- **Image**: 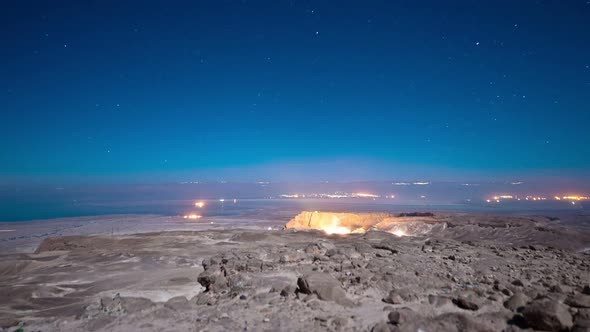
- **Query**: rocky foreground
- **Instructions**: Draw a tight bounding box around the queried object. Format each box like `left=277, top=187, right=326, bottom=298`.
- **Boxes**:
left=1, top=213, right=589, bottom=331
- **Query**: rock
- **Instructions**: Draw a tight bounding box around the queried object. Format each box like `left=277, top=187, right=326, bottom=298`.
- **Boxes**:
left=572, top=325, right=590, bottom=332
left=522, top=298, right=573, bottom=331
left=371, top=322, right=392, bottom=332
left=477, top=311, right=514, bottom=331
left=504, top=292, right=529, bottom=312
left=297, top=272, right=353, bottom=306
left=193, top=293, right=216, bottom=306
left=512, top=279, right=524, bottom=287
left=428, top=295, right=452, bottom=307
left=279, top=284, right=296, bottom=297
left=0, top=317, right=19, bottom=329
left=328, top=316, right=349, bottom=330
left=164, top=296, right=191, bottom=311
left=372, top=241, right=399, bottom=254
left=197, top=269, right=228, bottom=292
left=398, top=313, right=493, bottom=332
left=550, top=284, right=572, bottom=294
left=99, top=295, right=154, bottom=316
left=453, top=295, right=480, bottom=311
left=578, top=309, right=590, bottom=320
left=567, top=294, right=590, bottom=308
left=279, top=252, right=306, bottom=263
left=382, top=291, right=403, bottom=304
left=388, top=307, right=419, bottom=325
left=501, top=288, right=514, bottom=296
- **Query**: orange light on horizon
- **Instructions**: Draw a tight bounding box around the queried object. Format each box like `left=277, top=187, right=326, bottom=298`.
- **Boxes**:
left=183, top=214, right=202, bottom=219
left=562, top=196, right=589, bottom=201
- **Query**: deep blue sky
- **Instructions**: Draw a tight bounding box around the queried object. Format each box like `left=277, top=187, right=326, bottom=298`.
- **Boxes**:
left=1, top=0, right=589, bottom=183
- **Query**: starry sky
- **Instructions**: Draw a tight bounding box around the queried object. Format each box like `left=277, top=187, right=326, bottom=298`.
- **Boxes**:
left=1, top=0, right=590, bottom=183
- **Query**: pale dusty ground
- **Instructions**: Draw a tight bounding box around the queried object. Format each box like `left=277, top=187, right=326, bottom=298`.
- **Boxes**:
left=0, top=214, right=283, bottom=254
left=0, top=213, right=589, bottom=332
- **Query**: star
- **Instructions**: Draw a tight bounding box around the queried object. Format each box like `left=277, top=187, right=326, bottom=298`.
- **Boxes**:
left=475, top=42, right=480, bottom=46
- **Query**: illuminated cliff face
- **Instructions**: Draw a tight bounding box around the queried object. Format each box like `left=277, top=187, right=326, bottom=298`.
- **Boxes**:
left=285, top=211, right=445, bottom=236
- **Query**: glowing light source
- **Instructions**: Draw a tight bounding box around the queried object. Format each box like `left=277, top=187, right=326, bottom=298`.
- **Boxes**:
left=322, top=216, right=351, bottom=235
left=183, top=214, right=201, bottom=219
left=390, top=230, right=406, bottom=237
left=195, top=201, right=205, bottom=208
left=353, top=193, right=380, bottom=198
left=562, top=196, right=589, bottom=201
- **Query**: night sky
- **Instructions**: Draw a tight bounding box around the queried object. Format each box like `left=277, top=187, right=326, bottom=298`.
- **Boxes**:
left=2, top=1, right=590, bottom=183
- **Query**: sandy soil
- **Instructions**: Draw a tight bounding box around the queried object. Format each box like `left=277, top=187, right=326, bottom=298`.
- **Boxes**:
left=0, top=213, right=589, bottom=331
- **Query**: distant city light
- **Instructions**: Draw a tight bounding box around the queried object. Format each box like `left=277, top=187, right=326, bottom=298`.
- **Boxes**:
left=353, top=193, right=380, bottom=198
left=183, top=214, right=201, bottom=219
left=486, top=193, right=588, bottom=203
left=562, top=195, right=589, bottom=201
left=194, top=201, right=205, bottom=208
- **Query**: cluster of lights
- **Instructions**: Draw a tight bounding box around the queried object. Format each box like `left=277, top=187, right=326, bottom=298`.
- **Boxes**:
left=558, top=196, right=589, bottom=201
left=279, top=192, right=386, bottom=199
left=393, top=182, right=430, bottom=186
left=486, top=194, right=588, bottom=204
left=353, top=193, right=380, bottom=198
left=183, top=214, right=201, bottom=219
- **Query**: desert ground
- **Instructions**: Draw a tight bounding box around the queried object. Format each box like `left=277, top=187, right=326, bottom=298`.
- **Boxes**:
left=1, top=212, right=589, bottom=331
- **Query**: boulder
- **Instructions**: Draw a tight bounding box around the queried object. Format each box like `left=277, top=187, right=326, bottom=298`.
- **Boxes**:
left=382, top=291, right=403, bottom=305
left=164, top=296, right=191, bottom=311
left=522, top=298, right=573, bottom=331
left=429, top=295, right=452, bottom=307
left=453, top=294, right=481, bottom=311
left=99, top=294, right=154, bottom=316
left=504, top=292, right=529, bottom=312
left=371, top=322, right=393, bottom=332
left=567, top=294, right=590, bottom=308
left=197, top=269, right=228, bottom=292
left=388, top=307, right=419, bottom=325
left=395, top=313, right=493, bottom=332
left=297, top=272, right=353, bottom=307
